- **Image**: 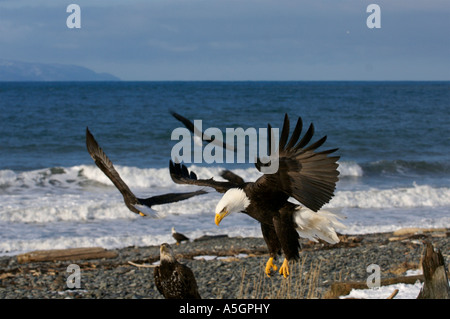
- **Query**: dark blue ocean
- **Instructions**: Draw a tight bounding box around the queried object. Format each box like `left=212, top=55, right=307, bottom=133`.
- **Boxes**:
left=0, top=81, right=449, bottom=255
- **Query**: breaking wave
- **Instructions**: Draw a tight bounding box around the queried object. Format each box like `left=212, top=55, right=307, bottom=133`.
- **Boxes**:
left=1, top=164, right=449, bottom=224
left=0, top=161, right=364, bottom=193
left=329, top=183, right=450, bottom=209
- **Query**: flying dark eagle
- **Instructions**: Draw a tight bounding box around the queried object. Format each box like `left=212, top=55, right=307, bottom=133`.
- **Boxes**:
left=169, top=114, right=344, bottom=278
left=86, top=127, right=207, bottom=217
left=170, top=111, right=237, bottom=152
left=172, top=227, right=189, bottom=245
left=154, top=243, right=201, bottom=299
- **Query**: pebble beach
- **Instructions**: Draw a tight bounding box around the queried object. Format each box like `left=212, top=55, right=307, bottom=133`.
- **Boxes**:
left=1, top=229, right=448, bottom=300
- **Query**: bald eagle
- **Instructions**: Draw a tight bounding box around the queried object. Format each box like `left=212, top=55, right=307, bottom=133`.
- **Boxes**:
left=86, top=127, right=207, bottom=217
left=154, top=243, right=201, bottom=299
left=169, top=114, right=344, bottom=278
left=172, top=227, right=189, bottom=245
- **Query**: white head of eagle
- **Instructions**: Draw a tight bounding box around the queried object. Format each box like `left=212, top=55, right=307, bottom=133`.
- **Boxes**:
left=215, top=188, right=250, bottom=226
left=159, top=242, right=176, bottom=263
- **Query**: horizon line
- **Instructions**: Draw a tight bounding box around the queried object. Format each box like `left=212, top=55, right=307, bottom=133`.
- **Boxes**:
left=1, top=79, right=449, bottom=83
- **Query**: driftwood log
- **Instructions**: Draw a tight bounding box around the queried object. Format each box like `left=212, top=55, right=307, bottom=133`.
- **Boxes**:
left=389, top=228, right=449, bottom=242
left=417, top=241, right=450, bottom=299
left=324, top=275, right=424, bottom=299
left=17, top=247, right=118, bottom=263
left=325, top=240, right=450, bottom=299
left=143, top=246, right=269, bottom=264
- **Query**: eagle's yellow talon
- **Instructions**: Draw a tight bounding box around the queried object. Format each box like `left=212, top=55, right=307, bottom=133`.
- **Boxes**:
left=265, top=257, right=278, bottom=277
left=279, top=259, right=290, bottom=278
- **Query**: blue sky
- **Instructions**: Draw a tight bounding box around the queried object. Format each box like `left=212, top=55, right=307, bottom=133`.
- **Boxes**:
left=0, top=0, right=449, bottom=80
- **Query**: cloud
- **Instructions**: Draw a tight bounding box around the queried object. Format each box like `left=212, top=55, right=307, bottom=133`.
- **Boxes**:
left=0, top=0, right=448, bottom=80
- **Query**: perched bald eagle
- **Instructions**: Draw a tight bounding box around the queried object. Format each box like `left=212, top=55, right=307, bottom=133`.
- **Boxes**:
left=172, top=227, right=189, bottom=245
left=169, top=114, right=344, bottom=278
left=154, top=243, right=201, bottom=299
left=86, top=127, right=207, bottom=217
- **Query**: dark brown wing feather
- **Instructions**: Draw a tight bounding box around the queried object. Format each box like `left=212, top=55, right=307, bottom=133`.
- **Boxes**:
left=86, top=127, right=208, bottom=215
left=153, top=262, right=201, bottom=299
left=153, top=265, right=164, bottom=296
left=139, top=190, right=207, bottom=207
left=170, top=111, right=197, bottom=136
left=169, top=160, right=237, bottom=193
left=177, top=263, right=201, bottom=299
left=254, top=114, right=340, bottom=212
left=173, top=232, right=189, bottom=242
left=220, top=170, right=245, bottom=185
left=169, top=112, right=339, bottom=211
left=170, top=111, right=236, bottom=152
left=86, top=127, right=140, bottom=208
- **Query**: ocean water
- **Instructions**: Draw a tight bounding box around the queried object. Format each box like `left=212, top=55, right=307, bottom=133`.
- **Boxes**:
left=0, top=81, right=449, bottom=256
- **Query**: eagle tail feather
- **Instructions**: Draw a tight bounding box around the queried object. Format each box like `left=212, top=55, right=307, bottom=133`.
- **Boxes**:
left=293, top=207, right=346, bottom=244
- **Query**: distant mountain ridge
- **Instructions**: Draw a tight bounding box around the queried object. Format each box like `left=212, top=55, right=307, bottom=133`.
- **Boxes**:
left=0, top=59, right=120, bottom=81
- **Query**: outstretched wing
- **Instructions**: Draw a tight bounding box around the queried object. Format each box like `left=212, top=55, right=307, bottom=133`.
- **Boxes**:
left=169, top=160, right=238, bottom=193
left=86, top=127, right=140, bottom=210
left=220, top=170, right=245, bottom=185
left=86, top=127, right=207, bottom=215
left=254, top=114, right=340, bottom=212
left=170, top=111, right=236, bottom=152
left=138, top=190, right=207, bottom=207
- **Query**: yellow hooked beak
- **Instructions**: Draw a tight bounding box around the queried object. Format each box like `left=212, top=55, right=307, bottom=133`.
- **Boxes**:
left=215, top=209, right=229, bottom=226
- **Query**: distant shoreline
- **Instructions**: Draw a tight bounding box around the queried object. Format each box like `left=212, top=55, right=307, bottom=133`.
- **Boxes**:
left=0, top=59, right=120, bottom=82
left=1, top=79, right=449, bottom=83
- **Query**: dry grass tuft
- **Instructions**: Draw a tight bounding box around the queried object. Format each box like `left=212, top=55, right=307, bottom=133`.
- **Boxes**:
left=237, top=255, right=323, bottom=299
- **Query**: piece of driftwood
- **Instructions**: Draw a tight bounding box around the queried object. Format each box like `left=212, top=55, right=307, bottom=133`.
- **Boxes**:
left=17, top=247, right=118, bottom=263
left=417, top=241, right=450, bottom=299
left=323, top=275, right=424, bottom=299
left=392, top=228, right=447, bottom=237
left=128, top=261, right=156, bottom=268
left=193, top=234, right=229, bottom=242
left=137, top=246, right=268, bottom=265
left=387, top=289, right=399, bottom=299
left=389, top=227, right=449, bottom=242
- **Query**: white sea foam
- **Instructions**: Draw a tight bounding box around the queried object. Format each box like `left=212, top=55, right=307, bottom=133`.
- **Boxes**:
left=328, top=183, right=450, bottom=209
left=4, top=165, right=447, bottom=225
left=0, top=169, right=16, bottom=184
left=0, top=161, right=362, bottom=192
left=337, top=161, right=363, bottom=177
left=0, top=164, right=449, bottom=256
